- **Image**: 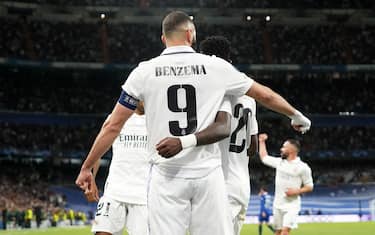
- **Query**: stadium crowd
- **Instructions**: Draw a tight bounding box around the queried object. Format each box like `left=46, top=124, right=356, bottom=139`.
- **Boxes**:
left=1, top=17, right=374, bottom=64
left=0, top=4, right=374, bottom=231
left=8, top=0, right=374, bottom=8
left=0, top=161, right=88, bottom=229
left=0, top=121, right=373, bottom=160
left=1, top=73, right=373, bottom=114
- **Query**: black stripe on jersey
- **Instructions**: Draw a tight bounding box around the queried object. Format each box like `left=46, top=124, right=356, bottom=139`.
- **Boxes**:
left=161, top=51, right=195, bottom=56
left=118, top=90, right=139, bottom=110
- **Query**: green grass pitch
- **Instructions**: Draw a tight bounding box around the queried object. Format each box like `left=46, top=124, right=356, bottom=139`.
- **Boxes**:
left=0, top=222, right=374, bottom=235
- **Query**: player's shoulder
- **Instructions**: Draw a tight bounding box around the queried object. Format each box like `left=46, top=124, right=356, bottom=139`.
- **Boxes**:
left=298, top=159, right=312, bottom=171
left=136, top=57, right=159, bottom=68
left=197, top=53, right=234, bottom=67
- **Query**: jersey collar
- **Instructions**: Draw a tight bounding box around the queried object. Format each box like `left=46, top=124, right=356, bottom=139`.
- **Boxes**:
left=290, top=157, right=301, bottom=163
left=161, top=46, right=196, bottom=56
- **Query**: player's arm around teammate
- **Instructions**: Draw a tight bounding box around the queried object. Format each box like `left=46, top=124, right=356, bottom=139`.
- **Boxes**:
left=156, top=109, right=231, bottom=158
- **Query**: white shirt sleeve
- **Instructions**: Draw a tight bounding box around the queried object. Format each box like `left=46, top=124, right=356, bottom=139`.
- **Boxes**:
left=121, top=65, right=145, bottom=101
left=214, top=58, right=253, bottom=96
left=301, top=165, right=314, bottom=188
left=261, top=155, right=282, bottom=169
left=218, top=96, right=232, bottom=115
left=226, top=72, right=253, bottom=97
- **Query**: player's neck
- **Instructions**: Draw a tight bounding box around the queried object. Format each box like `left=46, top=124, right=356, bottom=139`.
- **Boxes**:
left=165, top=40, right=192, bottom=47
left=287, top=154, right=297, bottom=162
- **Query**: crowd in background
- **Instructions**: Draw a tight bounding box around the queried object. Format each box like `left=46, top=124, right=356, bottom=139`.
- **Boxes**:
left=0, top=1, right=374, bottom=229
left=1, top=17, right=374, bottom=64
left=0, top=122, right=99, bottom=158
left=250, top=160, right=375, bottom=190
left=0, top=162, right=89, bottom=229
left=8, top=0, right=375, bottom=8
left=1, top=73, right=373, bottom=114
left=0, top=121, right=373, bottom=161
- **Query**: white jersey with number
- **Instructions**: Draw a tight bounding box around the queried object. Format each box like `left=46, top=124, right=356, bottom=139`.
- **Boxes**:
left=122, top=46, right=253, bottom=178
left=261, top=156, right=313, bottom=210
left=220, top=96, right=258, bottom=206
left=104, top=113, right=149, bottom=205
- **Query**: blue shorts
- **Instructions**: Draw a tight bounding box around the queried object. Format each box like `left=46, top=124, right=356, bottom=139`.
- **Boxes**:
left=258, top=211, right=270, bottom=222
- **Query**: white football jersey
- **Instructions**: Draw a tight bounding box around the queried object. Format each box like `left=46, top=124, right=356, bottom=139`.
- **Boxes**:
left=262, top=156, right=313, bottom=210
left=104, top=113, right=149, bottom=204
left=123, top=46, right=253, bottom=178
left=220, top=95, right=258, bottom=206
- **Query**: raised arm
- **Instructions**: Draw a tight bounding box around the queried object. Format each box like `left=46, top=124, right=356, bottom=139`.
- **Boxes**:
left=258, top=133, right=269, bottom=161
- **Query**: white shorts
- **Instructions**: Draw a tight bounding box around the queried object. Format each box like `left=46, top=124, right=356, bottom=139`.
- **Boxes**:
left=148, top=166, right=232, bottom=235
left=92, top=196, right=148, bottom=235
left=273, top=208, right=299, bottom=230
left=228, top=197, right=247, bottom=235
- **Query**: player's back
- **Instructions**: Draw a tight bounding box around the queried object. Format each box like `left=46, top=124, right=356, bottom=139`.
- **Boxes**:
left=220, top=95, right=258, bottom=205
left=105, top=113, right=149, bottom=204
left=123, top=46, right=252, bottom=178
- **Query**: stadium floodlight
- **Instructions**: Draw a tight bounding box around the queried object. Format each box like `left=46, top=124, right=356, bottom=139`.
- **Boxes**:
left=100, top=13, right=106, bottom=19
left=265, top=15, right=271, bottom=22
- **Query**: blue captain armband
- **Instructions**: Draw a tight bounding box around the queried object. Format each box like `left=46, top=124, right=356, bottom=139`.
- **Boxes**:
left=118, top=90, right=139, bottom=110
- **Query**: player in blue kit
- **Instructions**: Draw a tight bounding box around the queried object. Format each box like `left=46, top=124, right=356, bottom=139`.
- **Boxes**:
left=258, top=187, right=275, bottom=235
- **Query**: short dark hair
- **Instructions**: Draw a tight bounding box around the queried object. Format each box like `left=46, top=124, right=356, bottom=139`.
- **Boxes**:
left=199, top=35, right=231, bottom=62
left=260, top=186, right=268, bottom=192
left=162, top=11, right=193, bottom=38
left=286, top=139, right=301, bottom=152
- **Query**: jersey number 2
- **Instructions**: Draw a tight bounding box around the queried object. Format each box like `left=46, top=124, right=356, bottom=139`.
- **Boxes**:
left=229, top=103, right=251, bottom=153
left=167, top=84, right=197, bottom=136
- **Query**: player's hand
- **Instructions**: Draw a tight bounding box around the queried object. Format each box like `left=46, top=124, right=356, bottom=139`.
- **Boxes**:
left=289, top=110, right=311, bottom=134
left=258, top=133, right=268, bottom=142
left=285, top=188, right=301, bottom=197
left=84, top=177, right=99, bottom=202
left=75, top=168, right=93, bottom=192
left=156, top=137, right=182, bottom=158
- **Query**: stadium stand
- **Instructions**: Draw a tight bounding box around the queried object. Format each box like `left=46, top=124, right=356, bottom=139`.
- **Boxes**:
left=0, top=0, right=374, bottom=230
left=1, top=72, right=374, bottom=114
left=6, top=0, right=375, bottom=8
left=1, top=17, right=375, bottom=64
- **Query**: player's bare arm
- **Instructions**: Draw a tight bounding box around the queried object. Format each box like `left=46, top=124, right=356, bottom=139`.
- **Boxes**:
left=75, top=102, right=134, bottom=191
left=258, top=133, right=269, bottom=161
left=285, top=185, right=314, bottom=197
left=156, top=111, right=231, bottom=158
left=84, top=159, right=100, bottom=202
left=84, top=116, right=111, bottom=202
left=246, top=82, right=311, bottom=133
left=247, top=134, right=258, bottom=158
